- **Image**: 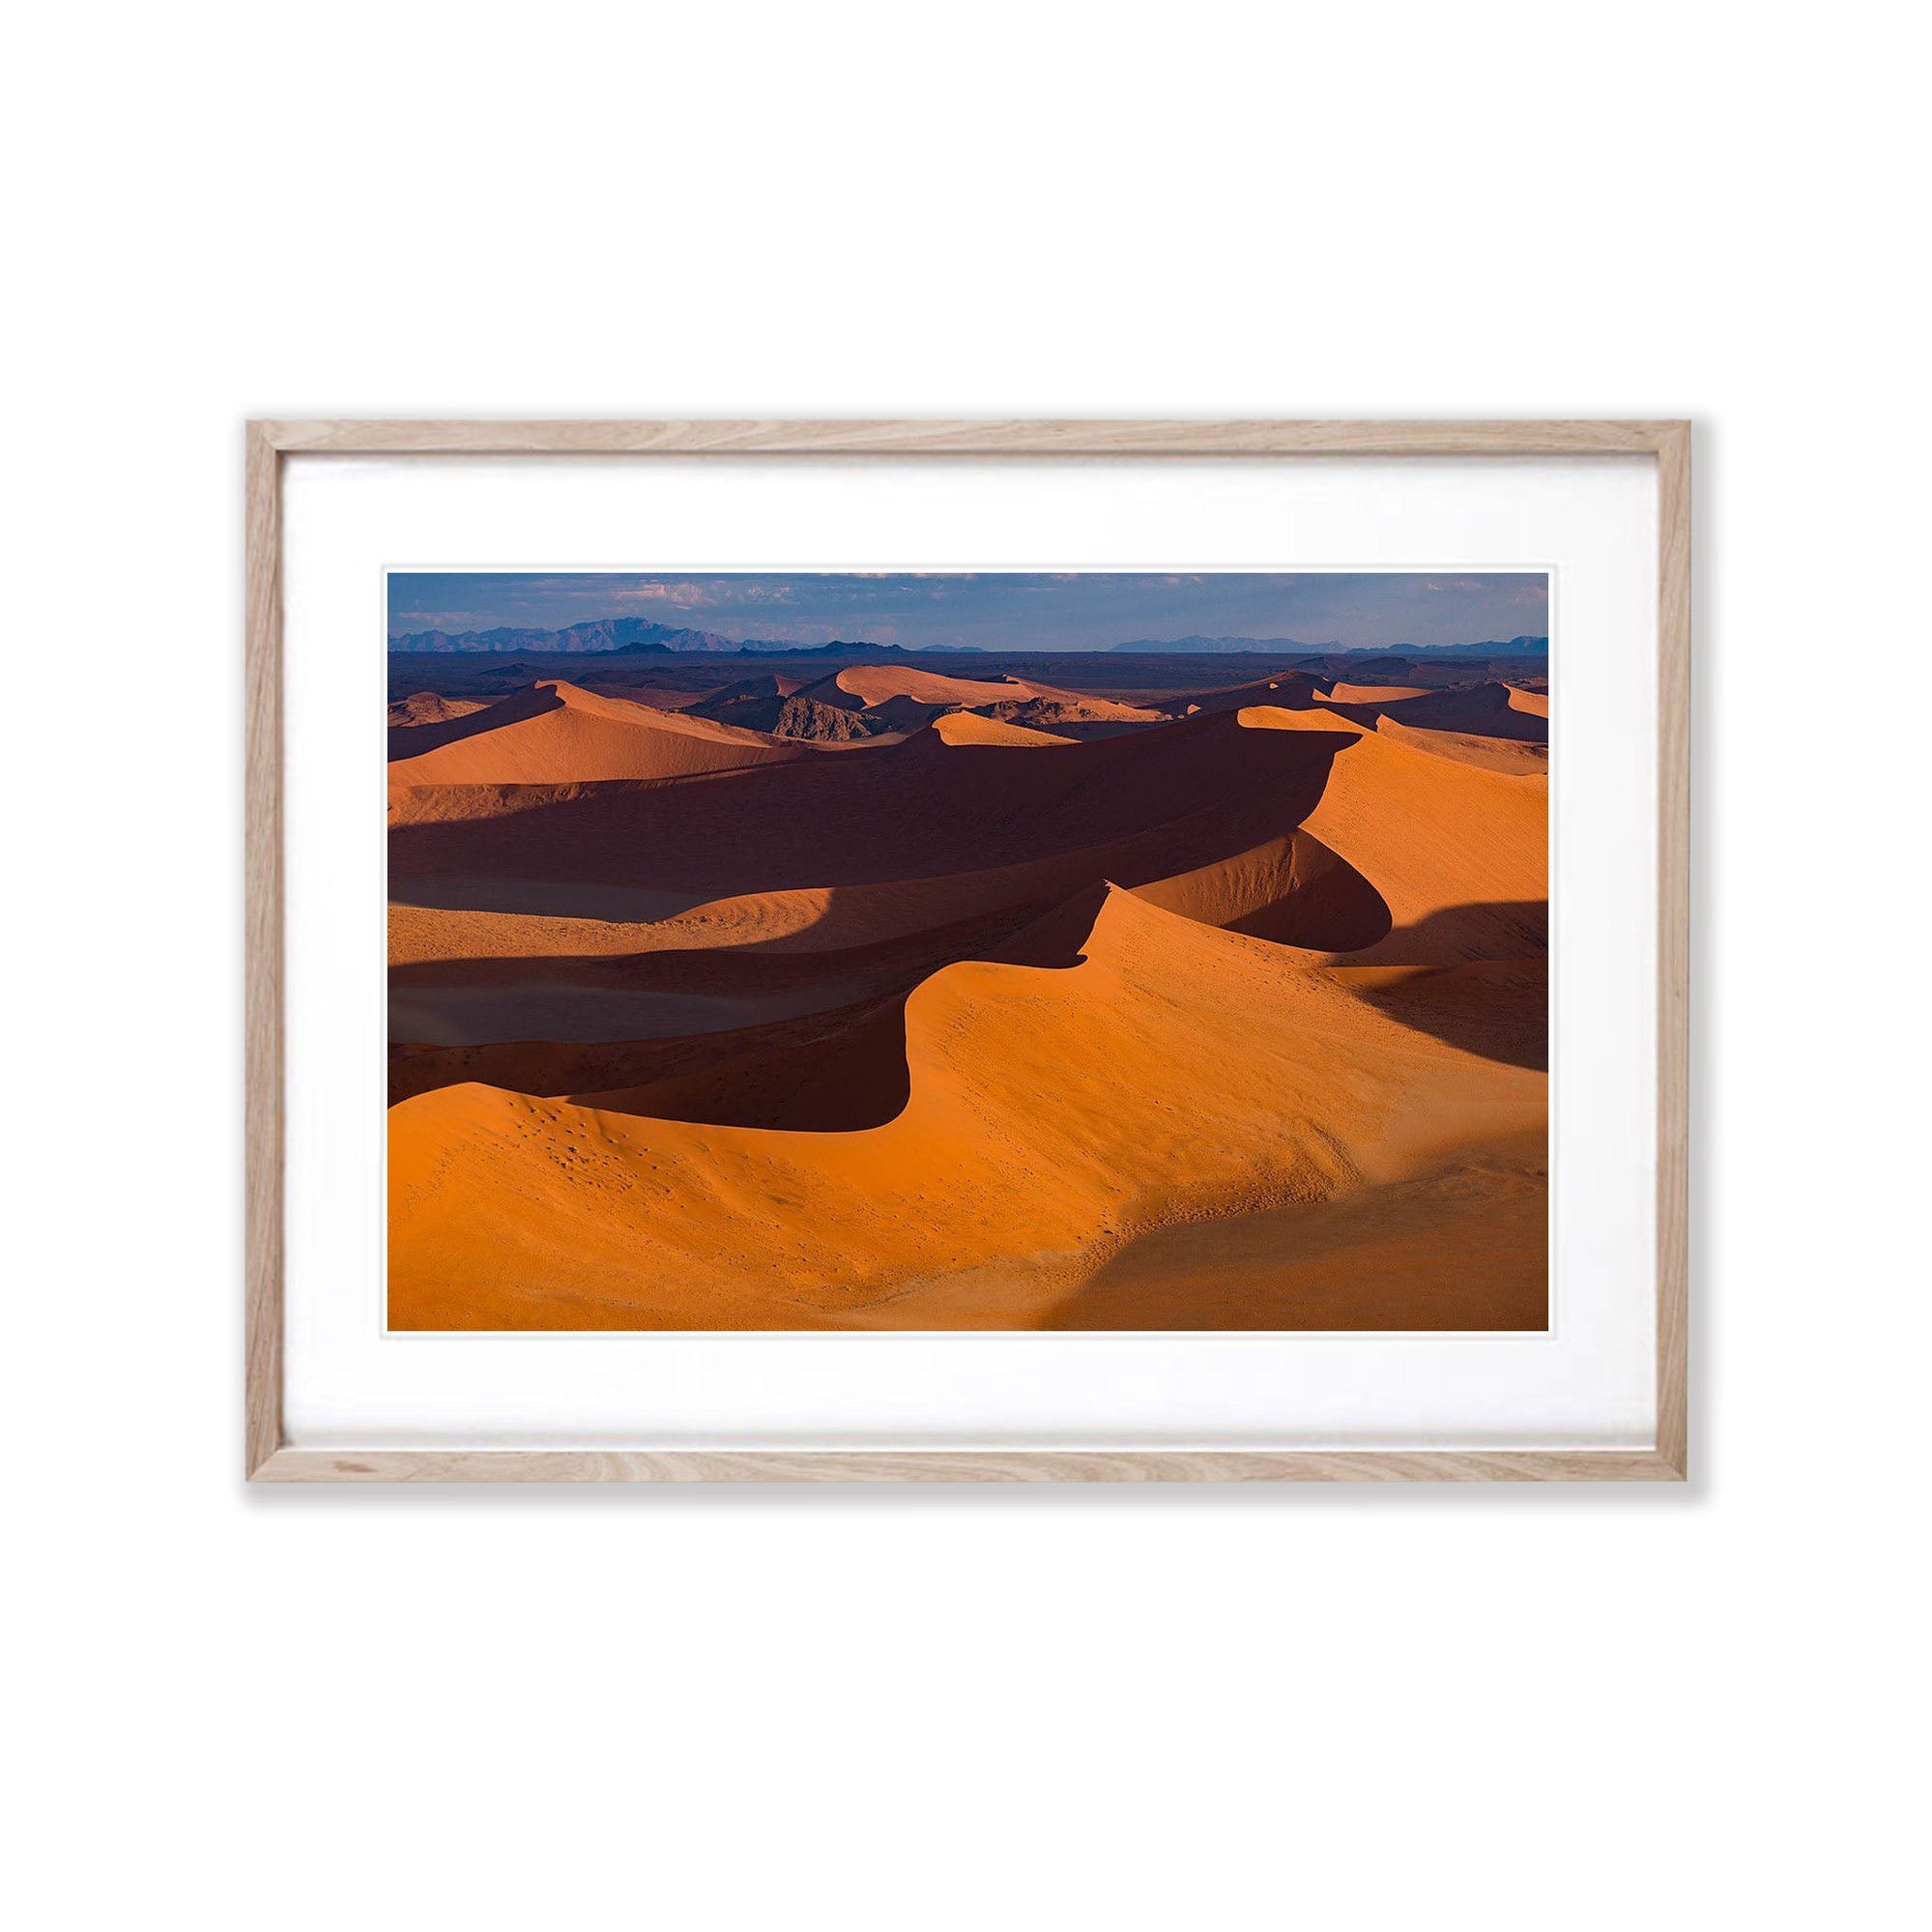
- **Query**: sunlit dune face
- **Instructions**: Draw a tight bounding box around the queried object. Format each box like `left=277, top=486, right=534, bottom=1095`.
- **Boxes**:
left=931, top=711, right=1073, bottom=747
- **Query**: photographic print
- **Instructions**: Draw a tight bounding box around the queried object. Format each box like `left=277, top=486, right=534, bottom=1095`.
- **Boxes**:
left=387, top=568, right=1550, bottom=1332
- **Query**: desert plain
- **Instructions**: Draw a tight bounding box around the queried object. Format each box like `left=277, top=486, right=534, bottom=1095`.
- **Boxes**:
left=388, top=639, right=1549, bottom=1329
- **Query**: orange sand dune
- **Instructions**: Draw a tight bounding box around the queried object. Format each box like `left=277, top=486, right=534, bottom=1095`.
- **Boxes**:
left=388, top=680, right=807, bottom=788
left=1164, top=672, right=1322, bottom=717
left=388, top=676, right=1551, bottom=1332
left=798, top=664, right=1162, bottom=730
left=1320, top=682, right=1430, bottom=705
left=386, top=762, right=1340, bottom=960
left=1376, top=715, right=1550, bottom=775
left=1324, top=680, right=1549, bottom=746
left=389, top=888, right=1545, bottom=1330
left=857, top=693, right=959, bottom=733
left=389, top=801, right=1252, bottom=964
left=385, top=681, right=566, bottom=762
left=389, top=707, right=1351, bottom=917
left=1130, top=829, right=1390, bottom=952
left=1050, top=1126, right=1546, bottom=1329
left=389, top=706, right=1541, bottom=968
left=389, top=889, right=1109, bottom=1111
left=1235, top=706, right=1545, bottom=963
left=388, top=890, right=1087, bottom=1048
left=1337, top=959, right=1547, bottom=1073
left=384, top=763, right=1380, bottom=1055
left=933, top=711, right=1074, bottom=747
left=806, top=664, right=1046, bottom=708
left=1226, top=704, right=1364, bottom=734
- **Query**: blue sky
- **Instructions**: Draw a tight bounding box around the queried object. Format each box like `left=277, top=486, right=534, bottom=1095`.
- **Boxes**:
left=387, top=571, right=1548, bottom=651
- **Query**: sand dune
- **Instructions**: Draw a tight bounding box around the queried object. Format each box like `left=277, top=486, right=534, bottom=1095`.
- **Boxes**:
left=793, top=664, right=1162, bottom=732
left=389, top=888, right=1545, bottom=1330
left=388, top=680, right=807, bottom=788
left=1236, top=706, right=1546, bottom=962
left=1376, top=715, right=1550, bottom=775
left=688, top=673, right=807, bottom=712
left=391, top=992, right=914, bottom=1124
left=1320, top=682, right=1430, bottom=705
left=1129, top=829, right=1392, bottom=952
left=388, top=706, right=1544, bottom=1057
left=683, top=675, right=873, bottom=740
left=389, top=696, right=495, bottom=760
left=384, top=771, right=1366, bottom=1057
left=385, top=681, right=565, bottom=762
left=389, top=707, right=1350, bottom=916
left=972, top=693, right=1166, bottom=729
left=803, top=664, right=1045, bottom=709
left=389, top=691, right=488, bottom=727
left=1323, top=679, right=1549, bottom=745
left=933, top=711, right=1074, bottom=746
left=1049, top=1126, right=1547, bottom=1329
left=1167, top=672, right=1322, bottom=716
left=388, top=652, right=1550, bottom=1331
left=389, top=890, right=1083, bottom=1049
left=389, top=803, right=1237, bottom=964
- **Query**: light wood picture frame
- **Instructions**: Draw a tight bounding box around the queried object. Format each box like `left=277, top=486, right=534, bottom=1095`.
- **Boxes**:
left=246, top=418, right=1689, bottom=1483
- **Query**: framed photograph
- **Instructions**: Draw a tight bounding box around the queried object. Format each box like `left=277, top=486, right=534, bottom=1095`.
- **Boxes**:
left=246, top=419, right=1688, bottom=1482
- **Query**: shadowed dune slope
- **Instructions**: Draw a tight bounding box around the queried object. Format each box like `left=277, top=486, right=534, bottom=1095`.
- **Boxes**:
left=389, top=695, right=494, bottom=760
left=391, top=991, right=918, bottom=1129
left=1130, top=830, right=1392, bottom=952
left=389, top=888, right=1545, bottom=1330
left=684, top=676, right=876, bottom=740
left=388, top=680, right=808, bottom=787
left=1234, top=706, right=1546, bottom=962
left=972, top=693, right=1166, bottom=728
left=686, top=674, right=807, bottom=714
left=387, top=888, right=1092, bottom=1049
left=1048, top=1126, right=1547, bottom=1330
left=385, top=681, right=567, bottom=761
left=383, top=775, right=1366, bottom=1053
left=1323, top=680, right=1550, bottom=745
left=796, top=664, right=1165, bottom=728
left=1167, top=672, right=1323, bottom=716
left=389, top=707, right=1354, bottom=914
left=387, top=705, right=1545, bottom=1059
left=389, top=692, right=488, bottom=728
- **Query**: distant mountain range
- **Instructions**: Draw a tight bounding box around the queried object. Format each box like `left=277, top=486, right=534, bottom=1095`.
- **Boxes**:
left=1393, top=636, right=1547, bottom=657
left=389, top=618, right=985, bottom=656
left=391, top=619, right=786, bottom=654
left=1110, top=634, right=1547, bottom=657
left=1108, top=635, right=1340, bottom=655
left=389, top=616, right=1548, bottom=659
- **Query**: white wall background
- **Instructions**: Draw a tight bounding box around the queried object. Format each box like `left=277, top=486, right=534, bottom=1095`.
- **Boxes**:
left=8, top=5, right=1923, bottom=1928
